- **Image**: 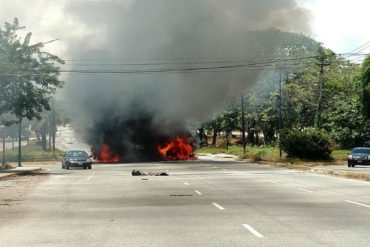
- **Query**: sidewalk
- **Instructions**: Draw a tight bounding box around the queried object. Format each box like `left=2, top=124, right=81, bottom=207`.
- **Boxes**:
left=0, top=166, right=42, bottom=181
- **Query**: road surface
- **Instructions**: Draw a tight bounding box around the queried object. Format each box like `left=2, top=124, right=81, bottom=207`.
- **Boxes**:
left=0, top=160, right=369, bottom=247
left=55, top=125, right=91, bottom=153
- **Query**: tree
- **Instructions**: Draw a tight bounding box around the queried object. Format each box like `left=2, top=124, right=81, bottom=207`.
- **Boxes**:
left=0, top=18, right=64, bottom=122
left=0, top=18, right=64, bottom=165
left=360, top=55, right=370, bottom=118
left=220, top=107, right=240, bottom=149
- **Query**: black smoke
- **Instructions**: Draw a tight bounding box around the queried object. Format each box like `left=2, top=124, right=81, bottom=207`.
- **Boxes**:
left=61, top=0, right=311, bottom=161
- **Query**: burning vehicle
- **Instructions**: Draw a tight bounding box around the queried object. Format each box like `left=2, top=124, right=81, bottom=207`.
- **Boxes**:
left=89, top=114, right=196, bottom=163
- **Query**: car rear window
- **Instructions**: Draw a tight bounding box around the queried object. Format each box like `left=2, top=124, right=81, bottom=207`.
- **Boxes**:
left=67, top=151, right=88, bottom=157
left=352, top=148, right=370, bottom=154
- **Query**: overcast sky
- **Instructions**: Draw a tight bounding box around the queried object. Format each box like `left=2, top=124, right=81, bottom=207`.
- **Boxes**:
left=0, top=0, right=369, bottom=58
left=301, top=0, right=370, bottom=55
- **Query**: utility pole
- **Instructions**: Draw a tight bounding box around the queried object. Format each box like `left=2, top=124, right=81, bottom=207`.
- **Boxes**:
left=2, top=135, right=5, bottom=166
left=49, top=112, right=52, bottom=151
left=278, top=68, right=283, bottom=158
left=1, top=125, right=5, bottom=166
left=316, top=47, right=330, bottom=129
left=316, top=57, right=324, bottom=129
left=241, top=93, right=246, bottom=157
left=51, top=100, right=56, bottom=156
left=18, top=118, right=22, bottom=167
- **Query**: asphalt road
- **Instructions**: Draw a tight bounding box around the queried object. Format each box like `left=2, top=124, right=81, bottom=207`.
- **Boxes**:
left=0, top=160, right=370, bottom=247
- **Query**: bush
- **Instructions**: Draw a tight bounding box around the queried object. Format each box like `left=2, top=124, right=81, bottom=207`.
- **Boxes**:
left=280, top=128, right=332, bottom=159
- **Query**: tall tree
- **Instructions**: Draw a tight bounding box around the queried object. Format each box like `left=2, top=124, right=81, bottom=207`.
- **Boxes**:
left=360, top=55, right=370, bottom=119
left=0, top=18, right=64, bottom=122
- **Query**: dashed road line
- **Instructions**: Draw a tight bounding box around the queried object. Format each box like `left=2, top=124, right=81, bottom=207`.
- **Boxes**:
left=242, top=224, right=264, bottom=238
left=184, top=182, right=190, bottom=186
left=212, top=202, right=225, bottom=210
left=297, top=188, right=313, bottom=193
left=345, top=200, right=370, bottom=208
left=194, top=190, right=202, bottom=195
left=86, top=175, right=93, bottom=181
left=268, top=180, right=280, bottom=184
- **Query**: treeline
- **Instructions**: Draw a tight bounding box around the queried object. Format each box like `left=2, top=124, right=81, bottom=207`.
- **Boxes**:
left=0, top=18, right=64, bottom=158
left=202, top=43, right=370, bottom=151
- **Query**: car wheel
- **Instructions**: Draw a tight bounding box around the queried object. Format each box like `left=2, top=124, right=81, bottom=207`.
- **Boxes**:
left=83, top=166, right=87, bottom=169
left=66, top=165, right=70, bottom=170
left=348, top=163, right=351, bottom=167
left=88, top=165, right=92, bottom=169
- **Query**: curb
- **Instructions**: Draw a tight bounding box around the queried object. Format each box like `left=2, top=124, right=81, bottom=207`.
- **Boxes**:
left=0, top=167, right=42, bottom=181
left=310, top=167, right=370, bottom=181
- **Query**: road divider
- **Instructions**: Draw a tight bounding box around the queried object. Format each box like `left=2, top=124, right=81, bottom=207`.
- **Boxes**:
left=297, top=188, right=313, bottom=193
left=212, top=202, right=225, bottom=210
left=242, top=224, right=264, bottom=238
left=345, top=200, right=370, bottom=208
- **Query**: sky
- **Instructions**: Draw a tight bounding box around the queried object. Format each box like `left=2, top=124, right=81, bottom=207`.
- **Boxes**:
left=301, top=0, right=370, bottom=57
left=0, top=0, right=369, bottom=59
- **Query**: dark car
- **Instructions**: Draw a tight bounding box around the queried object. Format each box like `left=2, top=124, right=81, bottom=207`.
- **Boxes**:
left=62, top=150, right=93, bottom=169
left=348, top=147, right=370, bottom=167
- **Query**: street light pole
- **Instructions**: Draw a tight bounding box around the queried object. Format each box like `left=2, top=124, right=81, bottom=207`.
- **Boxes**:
left=241, top=93, right=246, bottom=158
left=1, top=125, right=5, bottom=166
left=278, top=68, right=283, bottom=158
left=18, top=118, right=22, bottom=167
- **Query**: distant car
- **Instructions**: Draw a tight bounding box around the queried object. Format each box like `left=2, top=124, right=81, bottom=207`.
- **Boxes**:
left=62, top=150, right=92, bottom=169
left=348, top=147, right=370, bottom=167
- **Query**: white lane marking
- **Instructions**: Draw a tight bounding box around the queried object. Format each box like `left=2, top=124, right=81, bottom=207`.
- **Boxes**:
left=345, top=200, right=370, bottom=208
left=212, top=167, right=218, bottom=168
left=86, top=175, right=93, bottom=181
left=212, top=202, right=225, bottom=210
left=297, top=188, right=313, bottom=193
left=194, top=190, right=202, bottom=195
left=268, top=180, right=280, bottom=184
left=242, top=224, right=264, bottom=238
left=184, top=182, right=189, bottom=186
left=222, top=168, right=228, bottom=171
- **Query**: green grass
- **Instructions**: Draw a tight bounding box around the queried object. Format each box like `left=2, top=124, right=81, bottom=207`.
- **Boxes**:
left=196, top=145, right=286, bottom=162
left=0, top=141, right=64, bottom=162
left=196, top=145, right=350, bottom=165
left=331, top=149, right=350, bottom=160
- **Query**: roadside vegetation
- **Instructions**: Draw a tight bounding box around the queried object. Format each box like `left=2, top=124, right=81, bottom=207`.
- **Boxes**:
left=197, top=142, right=349, bottom=166
left=3, top=141, right=63, bottom=162
left=198, top=34, right=370, bottom=162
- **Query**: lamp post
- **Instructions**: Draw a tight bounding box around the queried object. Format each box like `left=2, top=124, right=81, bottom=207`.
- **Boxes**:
left=1, top=125, right=5, bottom=167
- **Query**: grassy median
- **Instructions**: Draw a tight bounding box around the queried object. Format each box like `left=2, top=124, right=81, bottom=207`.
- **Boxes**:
left=1, top=141, right=64, bottom=162
left=196, top=145, right=349, bottom=167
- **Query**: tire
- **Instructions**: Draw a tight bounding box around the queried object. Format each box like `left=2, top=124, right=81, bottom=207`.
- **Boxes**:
left=83, top=166, right=87, bottom=169
left=62, top=163, right=65, bottom=169
left=88, top=165, right=92, bottom=169
left=66, top=165, right=70, bottom=170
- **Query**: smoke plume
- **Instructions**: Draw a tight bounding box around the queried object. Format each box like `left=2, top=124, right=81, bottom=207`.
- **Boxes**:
left=62, top=0, right=310, bottom=161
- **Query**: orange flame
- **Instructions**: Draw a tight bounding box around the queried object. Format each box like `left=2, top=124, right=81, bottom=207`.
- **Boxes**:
left=158, top=136, right=195, bottom=160
left=99, top=143, right=119, bottom=162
